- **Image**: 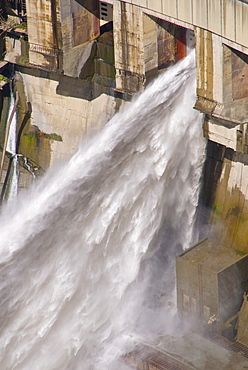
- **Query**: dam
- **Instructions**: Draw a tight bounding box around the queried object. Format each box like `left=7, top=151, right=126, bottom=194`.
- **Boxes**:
left=1, top=0, right=248, bottom=368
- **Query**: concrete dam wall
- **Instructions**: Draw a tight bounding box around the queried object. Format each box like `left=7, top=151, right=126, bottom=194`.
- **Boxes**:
left=1, top=0, right=248, bottom=368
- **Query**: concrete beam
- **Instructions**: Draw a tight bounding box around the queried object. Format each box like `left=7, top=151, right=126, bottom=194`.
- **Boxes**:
left=118, top=0, right=248, bottom=52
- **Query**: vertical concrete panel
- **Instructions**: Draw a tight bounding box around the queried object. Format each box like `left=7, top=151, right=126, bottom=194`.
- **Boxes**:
left=60, top=0, right=73, bottom=51
left=222, top=45, right=233, bottom=107
left=26, top=0, right=46, bottom=45
left=113, top=2, right=145, bottom=92
left=26, top=0, right=52, bottom=46
left=177, top=0, right=193, bottom=24
left=130, top=0, right=147, bottom=8
left=113, top=1, right=123, bottom=75
left=124, top=0, right=248, bottom=50
left=147, top=0, right=162, bottom=13
left=222, top=0, right=235, bottom=42
left=208, top=0, right=222, bottom=35
left=143, top=15, right=158, bottom=73
left=195, top=28, right=214, bottom=104
left=212, top=34, right=223, bottom=104
left=192, top=0, right=208, bottom=29
left=205, top=30, right=213, bottom=100
left=26, top=0, right=58, bottom=68
left=196, top=28, right=206, bottom=96
left=236, top=1, right=248, bottom=48
left=161, top=0, right=177, bottom=18
left=195, top=27, right=203, bottom=93
left=71, top=0, right=100, bottom=46
left=217, top=161, right=248, bottom=251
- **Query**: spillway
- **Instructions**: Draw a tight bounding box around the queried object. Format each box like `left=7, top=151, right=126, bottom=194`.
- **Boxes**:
left=0, top=51, right=205, bottom=369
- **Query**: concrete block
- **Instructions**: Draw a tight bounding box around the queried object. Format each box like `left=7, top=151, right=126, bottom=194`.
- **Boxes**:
left=207, top=121, right=237, bottom=150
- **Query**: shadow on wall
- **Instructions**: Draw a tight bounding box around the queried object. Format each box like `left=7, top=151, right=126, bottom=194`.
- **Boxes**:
left=195, top=140, right=225, bottom=241
left=56, top=74, right=131, bottom=102
left=74, top=0, right=99, bottom=17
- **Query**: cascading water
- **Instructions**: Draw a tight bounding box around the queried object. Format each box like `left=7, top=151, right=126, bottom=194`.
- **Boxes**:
left=0, top=51, right=205, bottom=369
left=6, top=84, right=18, bottom=200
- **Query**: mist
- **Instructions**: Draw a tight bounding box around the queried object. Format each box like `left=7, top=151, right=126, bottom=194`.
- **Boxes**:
left=0, top=51, right=205, bottom=369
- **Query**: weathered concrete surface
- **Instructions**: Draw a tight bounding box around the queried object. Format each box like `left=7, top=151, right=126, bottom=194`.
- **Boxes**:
left=198, top=140, right=248, bottom=253
left=1, top=1, right=248, bottom=367
left=194, top=30, right=246, bottom=151
left=193, top=25, right=248, bottom=254
left=60, top=0, right=100, bottom=77
left=25, top=0, right=62, bottom=70
left=79, top=29, right=115, bottom=88
left=236, top=293, right=248, bottom=346
left=125, top=335, right=248, bottom=369
left=143, top=14, right=158, bottom=79
left=113, top=1, right=145, bottom=93
left=177, top=239, right=248, bottom=325
left=121, top=0, right=248, bottom=53
left=210, top=158, right=248, bottom=252
left=15, top=71, right=124, bottom=169
left=158, top=332, right=248, bottom=369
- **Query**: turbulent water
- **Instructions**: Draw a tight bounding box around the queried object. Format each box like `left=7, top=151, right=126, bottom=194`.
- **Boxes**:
left=0, top=52, right=205, bottom=369
left=6, top=88, right=18, bottom=200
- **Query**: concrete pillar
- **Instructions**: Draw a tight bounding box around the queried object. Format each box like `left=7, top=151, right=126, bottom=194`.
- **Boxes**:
left=113, top=1, right=145, bottom=93
left=143, top=14, right=158, bottom=80
left=60, top=0, right=100, bottom=78
left=26, top=0, right=62, bottom=71
left=195, top=28, right=214, bottom=105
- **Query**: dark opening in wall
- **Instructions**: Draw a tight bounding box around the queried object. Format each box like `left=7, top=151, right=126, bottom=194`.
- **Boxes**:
left=143, top=15, right=194, bottom=84
left=100, top=21, right=113, bottom=35
left=155, top=17, right=193, bottom=69
left=145, top=16, right=194, bottom=72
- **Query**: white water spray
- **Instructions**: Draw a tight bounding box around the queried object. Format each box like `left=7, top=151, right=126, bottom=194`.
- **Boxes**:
left=0, top=52, right=205, bottom=369
left=6, top=87, right=18, bottom=200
